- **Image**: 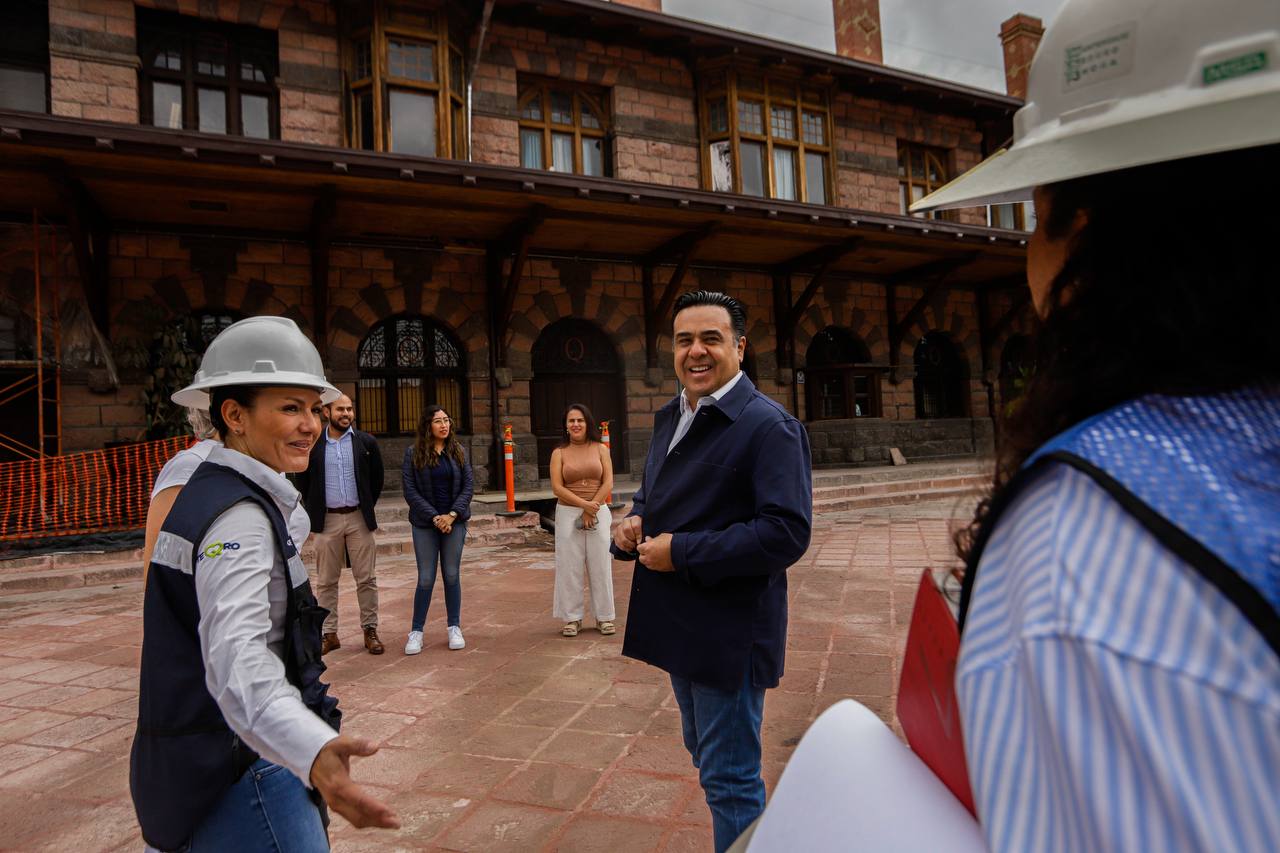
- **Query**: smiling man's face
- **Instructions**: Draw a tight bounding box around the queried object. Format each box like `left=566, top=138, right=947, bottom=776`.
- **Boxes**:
left=673, top=304, right=744, bottom=406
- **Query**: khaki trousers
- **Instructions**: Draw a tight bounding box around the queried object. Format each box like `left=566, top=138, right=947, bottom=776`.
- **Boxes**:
left=553, top=503, right=615, bottom=622
left=313, top=510, right=378, bottom=633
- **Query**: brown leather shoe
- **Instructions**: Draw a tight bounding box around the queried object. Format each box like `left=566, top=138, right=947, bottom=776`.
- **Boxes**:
left=321, top=633, right=340, bottom=655
left=363, top=626, right=385, bottom=655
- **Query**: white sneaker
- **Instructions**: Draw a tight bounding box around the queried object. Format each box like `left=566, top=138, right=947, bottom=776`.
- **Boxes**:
left=404, top=631, right=423, bottom=655
left=447, top=626, right=465, bottom=650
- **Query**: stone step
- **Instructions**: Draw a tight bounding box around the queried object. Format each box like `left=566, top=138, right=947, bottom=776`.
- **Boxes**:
left=0, top=513, right=548, bottom=595
left=812, top=485, right=981, bottom=514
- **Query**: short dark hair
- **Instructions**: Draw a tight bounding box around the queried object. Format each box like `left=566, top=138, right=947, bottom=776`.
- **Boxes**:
left=672, top=290, right=747, bottom=340
left=209, top=385, right=264, bottom=440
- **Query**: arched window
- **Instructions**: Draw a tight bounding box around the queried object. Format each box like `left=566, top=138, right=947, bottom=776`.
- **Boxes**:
left=357, top=315, right=466, bottom=436
left=805, top=326, right=879, bottom=419
left=914, top=332, right=968, bottom=419
left=999, top=334, right=1034, bottom=411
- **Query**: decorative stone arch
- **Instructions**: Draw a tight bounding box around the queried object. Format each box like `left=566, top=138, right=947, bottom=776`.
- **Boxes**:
left=327, top=271, right=486, bottom=376
left=894, top=288, right=981, bottom=380
left=793, top=291, right=888, bottom=369
left=138, top=272, right=304, bottom=342
left=506, top=281, right=638, bottom=378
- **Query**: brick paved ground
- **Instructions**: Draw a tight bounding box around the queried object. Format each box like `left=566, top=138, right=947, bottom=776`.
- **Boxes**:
left=0, top=498, right=975, bottom=851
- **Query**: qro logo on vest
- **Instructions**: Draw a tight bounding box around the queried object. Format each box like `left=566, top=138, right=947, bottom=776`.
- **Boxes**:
left=199, top=541, right=241, bottom=561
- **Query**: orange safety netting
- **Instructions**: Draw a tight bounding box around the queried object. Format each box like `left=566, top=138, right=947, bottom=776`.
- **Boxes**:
left=0, top=436, right=194, bottom=540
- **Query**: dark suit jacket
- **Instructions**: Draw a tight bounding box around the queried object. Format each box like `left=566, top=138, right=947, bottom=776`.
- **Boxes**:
left=401, top=445, right=475, bottom=528
left=295, top=428, right=385, bottom=533
left=612, top=374, right=812, bottom=691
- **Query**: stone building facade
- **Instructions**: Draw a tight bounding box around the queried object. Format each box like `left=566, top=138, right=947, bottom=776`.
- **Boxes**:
left=0, top=0, right=1041, bottom=487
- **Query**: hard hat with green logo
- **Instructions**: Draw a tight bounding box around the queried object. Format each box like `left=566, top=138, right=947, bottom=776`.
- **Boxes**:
left=172, top=316, right=341, bottom=407
left=912, top=0, right=1280, bottom=212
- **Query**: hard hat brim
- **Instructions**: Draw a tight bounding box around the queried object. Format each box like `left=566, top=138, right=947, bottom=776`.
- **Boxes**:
left=173, top=375, right=343, bottom=408
left=912, top=90, right=1280, bottom=213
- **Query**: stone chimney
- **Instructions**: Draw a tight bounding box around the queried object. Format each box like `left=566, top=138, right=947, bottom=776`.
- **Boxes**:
left=832, top=0, right=882, bottom=63
left=1000, top=14, right=1044, bottom=98
left=611, top=0, right=662, bottom=11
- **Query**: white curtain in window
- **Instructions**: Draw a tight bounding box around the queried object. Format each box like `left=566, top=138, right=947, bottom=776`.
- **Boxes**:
left=551, top=132, right=573, bottom=172
left=773, top=148, right=797, bottom=201
left=520, top=128, right=543, bottom=169
left=710, top=141, right=734, bottom=192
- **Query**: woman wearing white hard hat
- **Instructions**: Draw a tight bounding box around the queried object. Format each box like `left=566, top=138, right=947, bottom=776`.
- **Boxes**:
left=741, top=1, right=1280, bottom=850
left=130, top=316, right=399, bottom=851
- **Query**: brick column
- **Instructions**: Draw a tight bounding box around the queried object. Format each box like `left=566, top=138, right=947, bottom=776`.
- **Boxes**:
left=832, top=0, right=882, bottom=64
left=1000, top=14, right=1045, bottom=99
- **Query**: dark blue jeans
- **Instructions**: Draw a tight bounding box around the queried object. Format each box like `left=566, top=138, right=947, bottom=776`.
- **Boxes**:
left=670, top=668, right=767, bottom=853
left=188, top=758, right=328, bottom=851
left=410, top=522, right=466, bottom=631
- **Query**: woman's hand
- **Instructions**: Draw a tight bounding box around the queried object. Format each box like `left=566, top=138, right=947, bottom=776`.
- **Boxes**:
left=586, top=500, right=602, bottom=513
left=581, top=509, right=597, bottom=530
left=310, top=736, right=400, bottom=829
left=433, top=514, right=448, bottom=532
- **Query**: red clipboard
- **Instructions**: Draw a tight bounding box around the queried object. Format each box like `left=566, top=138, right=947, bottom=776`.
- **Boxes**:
left=897, top=568, right=976, bottom=815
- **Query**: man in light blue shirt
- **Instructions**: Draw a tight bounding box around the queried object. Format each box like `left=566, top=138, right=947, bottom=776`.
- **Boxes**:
left=296, top=394, right=385, bottom=655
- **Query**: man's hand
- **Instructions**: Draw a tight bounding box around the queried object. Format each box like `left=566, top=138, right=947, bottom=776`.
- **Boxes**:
left=613, top=515, right=643, bottom=552
left=310, top=735, right=400, bottom=830
left=637, top=533, right=674, bottom=572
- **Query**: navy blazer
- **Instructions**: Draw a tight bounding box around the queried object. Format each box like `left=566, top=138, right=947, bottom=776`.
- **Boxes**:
left=613, top=374, right=812, bottom=691
left=402, top=445, right=474, bottom=528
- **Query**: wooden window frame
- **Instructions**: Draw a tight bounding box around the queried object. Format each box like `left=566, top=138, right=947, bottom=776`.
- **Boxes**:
left=0, top=1, right=50, bottom=114
left=137, top=8, right=278, bottom=139
left=517, top=79, right=610, bottom=177
left=343, top=1, right=467, bottom=159
left=804, top=327, right=881, bottom=420
left=898, top=142, right=952, bottom=221
left=699, top=66, right=834, bottom=205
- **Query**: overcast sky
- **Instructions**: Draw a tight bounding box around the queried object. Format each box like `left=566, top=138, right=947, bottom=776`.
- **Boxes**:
left=663, top=0, right=1067, bottom=93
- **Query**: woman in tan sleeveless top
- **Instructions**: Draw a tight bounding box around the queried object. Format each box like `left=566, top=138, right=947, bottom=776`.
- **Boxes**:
left=549, top=403, right=616, bottom=637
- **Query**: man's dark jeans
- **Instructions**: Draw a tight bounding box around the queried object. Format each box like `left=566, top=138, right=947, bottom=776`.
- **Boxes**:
left=670, top=668, right=766, bottom=852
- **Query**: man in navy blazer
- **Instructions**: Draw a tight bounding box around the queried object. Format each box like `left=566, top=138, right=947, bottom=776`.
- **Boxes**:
left=612, top=290, right=812, bottom=852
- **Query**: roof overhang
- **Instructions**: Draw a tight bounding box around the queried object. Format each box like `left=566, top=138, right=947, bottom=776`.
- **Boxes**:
left=0, top=111, right=1027, bottom=288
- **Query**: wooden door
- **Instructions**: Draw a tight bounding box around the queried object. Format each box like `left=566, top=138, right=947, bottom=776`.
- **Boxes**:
left=530, top=319, right=626, bottom=478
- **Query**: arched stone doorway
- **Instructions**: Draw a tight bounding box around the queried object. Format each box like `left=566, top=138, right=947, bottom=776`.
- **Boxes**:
left=530, top=318, right=626, bottom=478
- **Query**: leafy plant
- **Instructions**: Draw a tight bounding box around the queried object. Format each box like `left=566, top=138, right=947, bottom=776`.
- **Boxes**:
left=141, top=323, right=198, bottom=439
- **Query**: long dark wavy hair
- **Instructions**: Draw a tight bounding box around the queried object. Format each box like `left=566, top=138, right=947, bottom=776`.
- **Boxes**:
left=557, top=402, right=602, bottom=449
left=957, top=144, right=1280, bottom=562
left=413, top=404, right=466, bottom=469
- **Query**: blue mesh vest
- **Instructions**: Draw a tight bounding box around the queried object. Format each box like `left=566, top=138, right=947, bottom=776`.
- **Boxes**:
left=960, top=386, right=1280, bottom=657
left=130, top=461, right=341, bottom=851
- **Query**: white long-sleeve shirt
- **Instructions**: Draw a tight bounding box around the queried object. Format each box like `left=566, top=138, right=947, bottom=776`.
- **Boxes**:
left=192, top=446, right=337, bottom=787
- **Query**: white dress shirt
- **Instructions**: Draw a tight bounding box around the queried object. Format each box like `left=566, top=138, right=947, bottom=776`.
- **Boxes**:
left=193, top=446, right=338, bottom=788
left=667, top=370, right=744, bottom=455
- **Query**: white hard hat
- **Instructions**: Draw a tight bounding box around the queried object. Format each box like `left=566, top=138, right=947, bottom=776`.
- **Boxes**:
left=172, top=316, right=341, bottom=407
left=913, top=0, right=1280, bottom=212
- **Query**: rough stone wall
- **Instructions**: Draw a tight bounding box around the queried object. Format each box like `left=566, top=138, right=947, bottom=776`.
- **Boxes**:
left=832, top=92, right=988, bottom=226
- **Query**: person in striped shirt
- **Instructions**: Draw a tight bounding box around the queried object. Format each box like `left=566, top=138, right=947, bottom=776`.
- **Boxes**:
left=912, top=0, right=1280, bottom=849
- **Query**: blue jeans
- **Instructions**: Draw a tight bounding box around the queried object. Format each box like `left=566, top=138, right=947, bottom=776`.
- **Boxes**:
left=670, top=669, right=767, bottom=853
left=188, top=758, right=327, bottom=851
left=411, top=522, right=466, bottom=631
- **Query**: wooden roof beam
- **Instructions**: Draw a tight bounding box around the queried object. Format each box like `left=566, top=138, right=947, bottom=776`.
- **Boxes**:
left=642, top=221, right=718, bottom=268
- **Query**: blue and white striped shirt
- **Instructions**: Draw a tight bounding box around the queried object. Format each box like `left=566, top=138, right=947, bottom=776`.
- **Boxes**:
left=958, top=465, right=1280, bottom=852
left=323, top=427, right=360, bottom=510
